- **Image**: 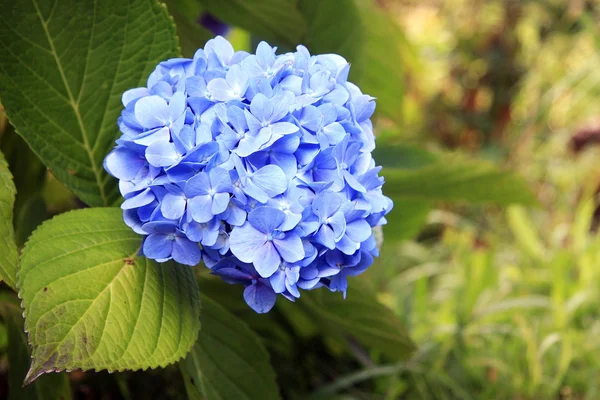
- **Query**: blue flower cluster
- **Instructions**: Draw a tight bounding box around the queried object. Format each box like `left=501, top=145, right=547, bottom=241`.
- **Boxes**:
left=104, top=36, right=392, bottom=313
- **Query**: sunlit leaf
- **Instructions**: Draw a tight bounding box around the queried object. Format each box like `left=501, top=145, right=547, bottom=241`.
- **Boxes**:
left=18, top=208, right=201, bottom=384
left=0, top=149, right=17, bottom=289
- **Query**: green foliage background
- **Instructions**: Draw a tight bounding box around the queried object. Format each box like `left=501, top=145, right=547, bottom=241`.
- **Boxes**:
left=0, top=0, right=598, bottom=399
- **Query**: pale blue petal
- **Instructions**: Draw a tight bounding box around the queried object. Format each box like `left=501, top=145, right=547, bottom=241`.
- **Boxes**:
left=253, top=241, right=281, bottom=278
left=251, top=165, right=287, bottom=198
left=189, top=195, right=213, bottom=223
left=274, top=233, right=304, bottom=263
left=212, top=192, right=230, bottom=215
left=122, top=87, right=149, bottom=107
left=315, top=225, right=336, bottom=249
left=145, top=141, right=180, bottom=167
left=134, top=95, right=170, bottom=129
left=329, top=211, right=347, bottom=241
left=207, top=78, right=235, bottom=102
left=104, top=147, right=145, bottom=181
left=250, top=93, right=273, bottom=122
left=161, top=193, right=186, bottom=220
left=121, top=188, right=155, bottom=210
left=270, top=121, right=299, bottom=136
left=345, top=219, right=372, bottom=243
left=209, top=167, right=233, bottom=193
left=230, top=223, right=267, bottom=263
left=133, top=127, right=171, bottom=146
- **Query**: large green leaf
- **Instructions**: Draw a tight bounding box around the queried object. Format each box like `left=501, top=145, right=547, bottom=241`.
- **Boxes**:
left=302, top=282, right=416, bottom=361
left=18, top=208, right=201, bottom=384
left=0, top=0, right=179, bottom=206
left=299, top=0, right=363, bottom=62
left=352, top=0, right=408, bottom=123
left=180, top=295, right=280, bottom=400
left=163, top=0, right=213, bottom=58
left=198, top=0, right=306, bottom=47
left=1, top=300, right=72, bottom=400
left=381, top=155, right=538, bottom=205
left=0, top=149, right=17, bottom=289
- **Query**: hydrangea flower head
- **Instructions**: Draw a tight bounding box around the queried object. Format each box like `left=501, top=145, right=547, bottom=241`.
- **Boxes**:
left=105, top=36, right=392, bottom=313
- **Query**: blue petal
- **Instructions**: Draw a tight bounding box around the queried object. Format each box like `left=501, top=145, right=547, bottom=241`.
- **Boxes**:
left=312, top=191, right=343, bottom=219
left=250, top=165, right=287, bottom=198
left=212, top=192, right=230, bottom=215
left=255, top=41, right=276, bottom=69
left=253, top=241, right=280, bottom=278
left=189, top=195, right=213, bottom=223
left=122, top=87, right=149, bottom=107
left=270, top=121, right=299, bottom=136
left=329, top=211, right=347, bottom=241
left=207, top=77, right=234, bottom=101
left=143, top=233, right=173, bottom=260
left=315, top=225, right=336, bottom=249
left=345, top=219, right=372, bottom=243
left=133, top=127, right=171, bottom=146
left=270, top=270, right=286, bottom=293
left=172, top=236, right=201, bottom=266
left=209, top=167, right=233, bottom=193
left=229, top=223, right=267, bottom=263
left=168, top=91, right=187, bottom=121
left=274, top=233, right=304, bottom=263
left=145, top=141, right=180, bottom=167
left=161, top=193, right=186, bottom=220
left=184, top=172, right=210, bottom=197
left=104, top=147, right=145, bottom=181
left=134, top=95, right=170, bottom=129
left=250, top=93, right=273, bottom=123
left=243, top=283, right=276, bottom=314
left=248, top=206, right=285, bottom=233
left=121, top=188, right=155, bottom=210
left=212, top=267, right=253, bottom=284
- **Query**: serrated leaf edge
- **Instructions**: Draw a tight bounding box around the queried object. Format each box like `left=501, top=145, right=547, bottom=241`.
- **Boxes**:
left=15, top=208, right=201, bottom=385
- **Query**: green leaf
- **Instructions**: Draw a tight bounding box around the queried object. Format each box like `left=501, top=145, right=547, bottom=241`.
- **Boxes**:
left=0, top=149, right=17, bottom=289
left=18, top=208, right=201, bottom=384
left=180, top=295, right=280, bottom=400
left=381, top=155, right=538, bottom=206
left=13, top=194, right=48, bottom=249
left=384, top=198, right=431, bottom=242
left=352, top=0, right=408, bottom=123
left=0, top=124, right=47, bottom=214
left=0, top=0, right=179, bottom=206
left=299, top=0, right=363, bottom=62
left=1, top=300, right=72, bottom=400
left=302, top=282, right=416, bottom=361
left=162, top=0, right=213, bottom=58
left=198, top=0, right=306, bottom=47
left=372, top=143, right=439, bottom=170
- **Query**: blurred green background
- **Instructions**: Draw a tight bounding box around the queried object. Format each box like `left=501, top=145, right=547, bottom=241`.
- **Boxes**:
left=2, top=0, right=600, bottom=398
left=361, top=0, right=600, bottom=398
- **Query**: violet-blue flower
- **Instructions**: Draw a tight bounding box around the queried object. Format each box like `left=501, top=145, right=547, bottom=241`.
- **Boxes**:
left=104, top=36, right=392, bottom=313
